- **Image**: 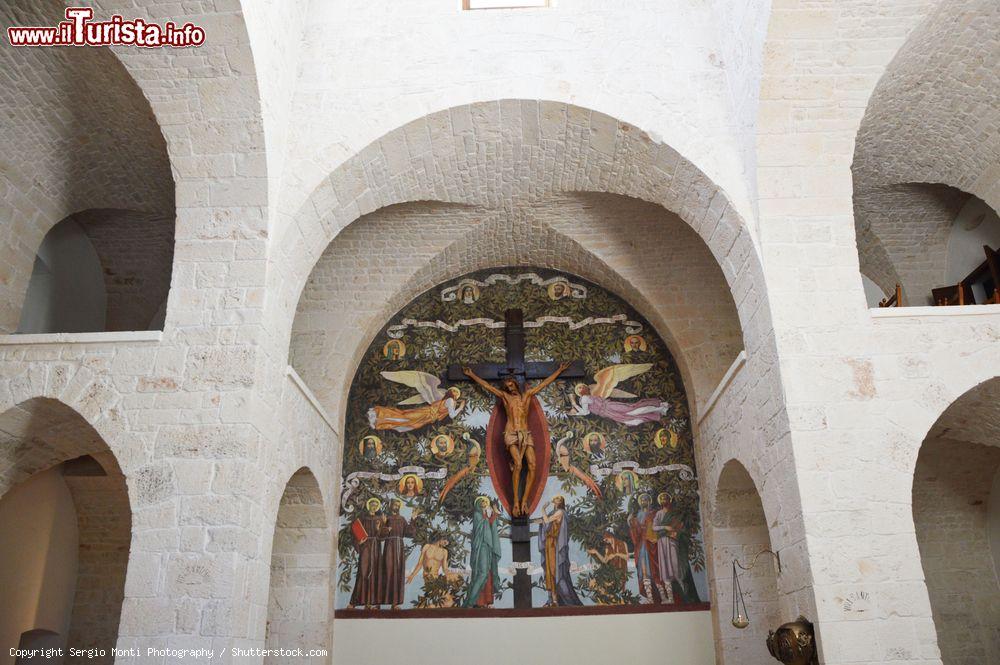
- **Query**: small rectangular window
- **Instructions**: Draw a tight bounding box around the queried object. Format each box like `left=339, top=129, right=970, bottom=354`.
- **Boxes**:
left=463, top=0, right=549, bottom=9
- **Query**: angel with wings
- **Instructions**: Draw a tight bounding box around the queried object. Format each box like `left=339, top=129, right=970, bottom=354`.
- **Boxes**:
left=367, top=371, right=465, bottom=433
left=569, top=363, right=671, bottom=427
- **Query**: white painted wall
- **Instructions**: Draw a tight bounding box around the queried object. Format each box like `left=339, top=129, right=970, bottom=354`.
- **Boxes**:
left=945, top=196, right=1000, bottom=301
left=276, top=0, right=758, bottom=229
left=333, top=611, right=715, bottom=665
left=860, top=274, right=887, bottom=308
left=0, top=467, right=79, bottom=665
left=16, top=219, right=106, bottom=334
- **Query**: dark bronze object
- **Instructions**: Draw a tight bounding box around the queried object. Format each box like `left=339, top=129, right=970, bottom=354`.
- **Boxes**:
left=766, top=616, right=818, bottom=665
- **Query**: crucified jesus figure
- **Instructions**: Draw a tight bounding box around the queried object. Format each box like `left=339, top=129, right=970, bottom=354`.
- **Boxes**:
left=463, top=362, right=571, bottom=517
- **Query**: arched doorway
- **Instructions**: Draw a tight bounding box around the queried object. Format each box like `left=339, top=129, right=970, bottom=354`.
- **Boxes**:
left=914, top=379, right=1000, bottom=663
left=17, top=210, right=175, bottom=333
left=710, top=460, right=780, bottom=665
left=265, top=468, right=331, bottom=663
left=0, top=399, right=131, bottom=665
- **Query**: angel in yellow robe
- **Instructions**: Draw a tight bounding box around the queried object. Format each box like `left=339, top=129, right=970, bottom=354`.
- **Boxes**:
left=367, top=371, right=465, bottom=433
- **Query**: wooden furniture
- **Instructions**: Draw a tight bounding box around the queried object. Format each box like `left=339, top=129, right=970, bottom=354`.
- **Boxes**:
left=879, top=284, right=902, bottom=307
left=984, top=245, right=1000, bottom=303
left=932, top=282, right=971, bottom=306
left=932, top=245, right=1000, bottom=306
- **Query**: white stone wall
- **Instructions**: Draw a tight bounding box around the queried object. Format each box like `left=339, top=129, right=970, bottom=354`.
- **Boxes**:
left=290, top=193, right=743, bottom=421
left=64, top=458, right=131, bottom=665
left=265, top=468, right=331, bottom=665
left=1, top=1, right=998, bottom=664
left=913, top=435, right=1000, bottom=665
left=709, top=460, right=782, bottom=665
left=752, top=1, right=1000, bottom=663
left=274, top=0, right=760, bottom=231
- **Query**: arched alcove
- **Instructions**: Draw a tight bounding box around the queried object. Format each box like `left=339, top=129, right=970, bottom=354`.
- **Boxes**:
left=274, top=99, right=769, bottom=361
left=17, top=209, right=175, bottom=333
left=278, top=99, right=788, bottom=665
left=853, top=183, right=1000, bottom=307
left=0, top=1, right=175, bottom=333
left=325, top=264, right=713, bottom=662
left=710, top=460, right=779, bottom=665
left=289, top=193, right=744, bottom=424
left=266, top=468, right=331, bottom=663
left=914, top=379, right=1000, bottom=663
left=17, top=217, right=107, bottom=334
left=0, top=399, right=131, bottom=663
left=852, top=0, right=1000, bottom=308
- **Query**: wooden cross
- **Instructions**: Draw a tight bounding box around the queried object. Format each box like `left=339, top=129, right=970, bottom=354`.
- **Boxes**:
left=446, top=308, right=585, bottom=608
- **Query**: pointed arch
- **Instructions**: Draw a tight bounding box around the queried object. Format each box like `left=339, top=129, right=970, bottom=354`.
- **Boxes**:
left=265, top=467, right=332, bottom=663
left=0, top=398, right=132, bottom=661
left=709, top=459, right=780, bottom=665
left=273, top=100, right=769, bottom=352
left=913, top=378, right=1000, bottom=662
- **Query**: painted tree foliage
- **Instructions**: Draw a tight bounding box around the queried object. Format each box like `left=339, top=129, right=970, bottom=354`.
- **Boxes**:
left=337, top=267, right=706, bottom=611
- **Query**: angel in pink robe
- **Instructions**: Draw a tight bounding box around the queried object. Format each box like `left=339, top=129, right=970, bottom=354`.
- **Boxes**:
left=568, top=364, right=671, bottom=427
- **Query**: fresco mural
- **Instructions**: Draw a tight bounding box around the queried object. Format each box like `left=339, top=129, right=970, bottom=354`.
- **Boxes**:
left=336, top=268, right=707, bottom=614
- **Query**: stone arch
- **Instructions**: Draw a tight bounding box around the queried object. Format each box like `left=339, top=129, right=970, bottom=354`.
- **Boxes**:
left=288, top=192, right=745, bottom=430
left=708, top=459, right=780, bottom=665
left=17, top=215, right=108, bottom=334
left=274, top=100, right=768, bottom=351
left=853, top=0, right=1000, bottom=211
left=0, top=2, right=176, bottom=333
left=913, top=378, right=1000, bottom=663
left=265, top=467, right=332, bottom=663
left=852, top=0, right=1000, bottom=306
left=281, top=101, right=792, bottom=664
left=2, top=0, right=271, bottom=333
left=0, top=398, right=132, bottom=662
left=852, top=183, right=994, bottom=306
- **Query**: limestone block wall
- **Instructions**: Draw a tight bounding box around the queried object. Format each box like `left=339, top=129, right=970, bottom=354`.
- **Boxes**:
left=290, top=194, right=743, bottom=422
left=64, top=461, right=131, bottom=664
left=0, top=1, right=174, bottom=333
left=265, top=469, right=331, bottom=665
left=709, top=460, right=781, bottom=665
left=854, top=184, right=968, bottom=305
left=913, top=435, right=1000, bottom=665
left=274, top=0, right=760, bottom=233
left=750, top=1, right=1000, bottom=662
left=0, top=333, right=308, bottom=660
left=0, top=11, right=280, bottom=656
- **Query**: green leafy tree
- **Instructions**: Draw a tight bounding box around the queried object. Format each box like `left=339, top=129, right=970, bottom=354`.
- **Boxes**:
left=339, top=268, right=705, bottom=609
